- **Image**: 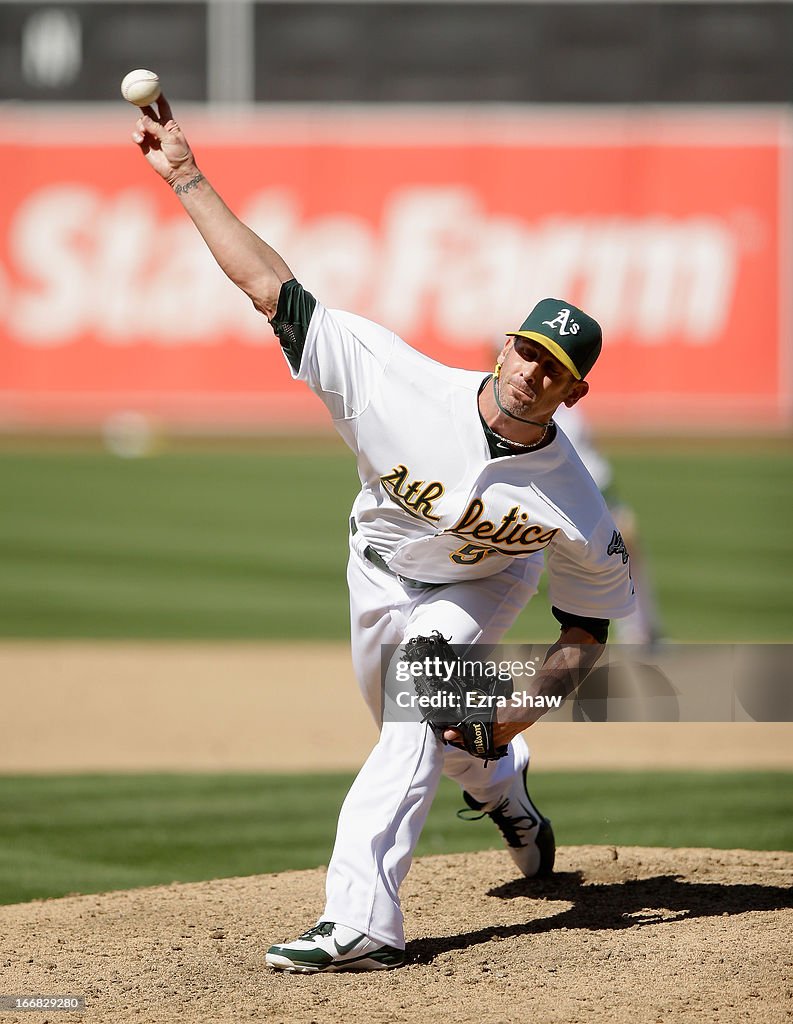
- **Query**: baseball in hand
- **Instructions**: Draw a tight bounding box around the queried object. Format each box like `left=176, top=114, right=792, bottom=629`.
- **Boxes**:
left=121, top=69, right=161, bottom=107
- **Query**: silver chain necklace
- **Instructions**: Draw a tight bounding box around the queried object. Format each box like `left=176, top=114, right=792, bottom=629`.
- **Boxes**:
left=486, top=419, right=551, bottom=451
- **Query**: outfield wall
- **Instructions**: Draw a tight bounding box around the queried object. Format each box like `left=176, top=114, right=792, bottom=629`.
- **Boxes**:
left=1, top=105, right=791, bottom=432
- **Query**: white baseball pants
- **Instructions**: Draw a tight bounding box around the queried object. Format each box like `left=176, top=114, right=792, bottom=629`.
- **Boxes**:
left=322, top=533, right=544, bottom=948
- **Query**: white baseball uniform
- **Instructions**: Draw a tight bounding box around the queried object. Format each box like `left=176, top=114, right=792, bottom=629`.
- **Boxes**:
left=272, top=280, right=634, bottom=948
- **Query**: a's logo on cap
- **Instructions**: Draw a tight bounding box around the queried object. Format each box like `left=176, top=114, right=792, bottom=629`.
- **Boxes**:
left=541, top=308, right=580, bottom=337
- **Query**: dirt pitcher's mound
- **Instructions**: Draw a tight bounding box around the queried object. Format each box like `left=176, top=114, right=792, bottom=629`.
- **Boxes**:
left=2, top=847, right=792, bottom=1024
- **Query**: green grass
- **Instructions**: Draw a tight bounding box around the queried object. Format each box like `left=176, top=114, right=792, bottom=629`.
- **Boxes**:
left=606, top=448, right=793, bottom=642
left=0, top=448, right=359, bottom=639
left=0, top=771, right=790, bottom=906
left=0, top=440, right=791, bottom=640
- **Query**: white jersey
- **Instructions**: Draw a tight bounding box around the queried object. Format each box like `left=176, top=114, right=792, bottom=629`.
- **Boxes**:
left=284, top=296, right=634, bottom=620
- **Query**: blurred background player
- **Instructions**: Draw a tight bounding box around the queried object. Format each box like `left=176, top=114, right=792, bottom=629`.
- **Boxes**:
left=554, top=405, right=663, bottom=647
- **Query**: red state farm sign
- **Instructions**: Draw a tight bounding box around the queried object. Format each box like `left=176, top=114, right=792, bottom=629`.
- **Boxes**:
left=0, top=108, right=789, bottom=429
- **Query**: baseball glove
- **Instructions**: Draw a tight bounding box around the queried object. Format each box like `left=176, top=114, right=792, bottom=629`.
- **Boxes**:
left=401, top=630, right=512, bottom=762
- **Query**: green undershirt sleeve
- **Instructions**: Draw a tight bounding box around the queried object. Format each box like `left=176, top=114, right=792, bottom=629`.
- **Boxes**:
left=269, top=279, right=318, bottom=373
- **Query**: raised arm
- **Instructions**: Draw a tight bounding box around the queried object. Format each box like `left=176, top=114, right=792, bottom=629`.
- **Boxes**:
left=131, top=95, right=293, bottom=320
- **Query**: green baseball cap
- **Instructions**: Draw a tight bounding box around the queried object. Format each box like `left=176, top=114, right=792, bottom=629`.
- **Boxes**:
left=507, top=298, right=602, bottom=379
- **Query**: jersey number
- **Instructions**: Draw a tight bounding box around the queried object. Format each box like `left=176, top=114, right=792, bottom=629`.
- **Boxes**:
left=450, top=543, right=497, bottom=566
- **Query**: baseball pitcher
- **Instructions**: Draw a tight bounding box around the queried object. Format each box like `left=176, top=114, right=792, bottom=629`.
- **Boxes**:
left=130, top=96, right=634, bottom=973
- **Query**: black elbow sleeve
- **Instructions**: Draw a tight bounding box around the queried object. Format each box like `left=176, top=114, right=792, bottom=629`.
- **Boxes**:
left=552, top=606, right=610, bottom=644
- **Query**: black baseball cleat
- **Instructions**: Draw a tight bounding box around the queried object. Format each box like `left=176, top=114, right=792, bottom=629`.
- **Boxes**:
left=265, top=921, right=405, bottom=973
left=459, top=767, right=556, bottom=877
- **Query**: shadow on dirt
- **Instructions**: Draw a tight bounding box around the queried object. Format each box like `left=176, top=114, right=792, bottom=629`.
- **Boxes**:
left=406, top=870, right=793, bottom=964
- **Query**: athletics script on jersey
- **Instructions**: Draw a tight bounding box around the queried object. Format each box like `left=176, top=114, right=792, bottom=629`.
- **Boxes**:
left=381, top=464, right=559, bottom=565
